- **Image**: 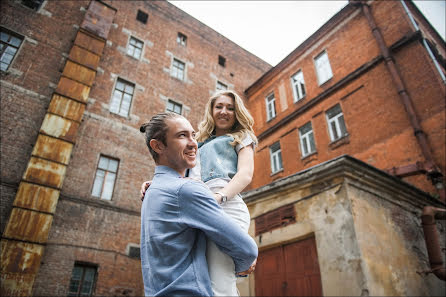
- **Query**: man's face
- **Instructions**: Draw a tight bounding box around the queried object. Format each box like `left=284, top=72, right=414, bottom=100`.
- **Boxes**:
left=158, top=117, right=198, bottom=176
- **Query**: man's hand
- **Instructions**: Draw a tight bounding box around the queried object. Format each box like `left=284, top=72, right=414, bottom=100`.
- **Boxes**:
left=140, top=181, right=151, bottom=201
left=236, top=258, right=257, bottom=276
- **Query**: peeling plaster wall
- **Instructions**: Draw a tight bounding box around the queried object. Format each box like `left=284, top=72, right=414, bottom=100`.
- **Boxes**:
left=348, top=182, right=446, bottom=296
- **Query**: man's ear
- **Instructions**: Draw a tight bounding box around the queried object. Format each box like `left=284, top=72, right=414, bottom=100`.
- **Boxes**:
left=149, top=139, right=165, bottom=155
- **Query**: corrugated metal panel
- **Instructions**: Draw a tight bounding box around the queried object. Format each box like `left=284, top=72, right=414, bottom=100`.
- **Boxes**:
left=1, top=240, right=44, bottom=274
left=56, top=76, right=90, bottom=103
left=23, top=157, right=67, bottom=189
left=69, top=45, right=100, bottom=70
left=81, top=0, right=116, bottom=40
left=48, top=94, right=85, bottom=122
left=32, top=134, right=73, bottom=165
left=40, top=113, right=80, bottom=143
left=62, top=60, right=96, bottom=86
left=74, top=30, right=105, bottom=55
left=3, top=209, right=53, bottom=243
left=13, top=182, right=59, bottom=214
left=0, top=273, right=35, bottom=296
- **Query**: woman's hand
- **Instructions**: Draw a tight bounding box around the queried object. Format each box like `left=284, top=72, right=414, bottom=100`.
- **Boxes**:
left=140, top=181, right=151, bottom=201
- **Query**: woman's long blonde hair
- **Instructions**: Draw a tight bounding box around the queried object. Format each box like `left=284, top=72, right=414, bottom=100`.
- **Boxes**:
left=196, top=90, right=258, bottom=147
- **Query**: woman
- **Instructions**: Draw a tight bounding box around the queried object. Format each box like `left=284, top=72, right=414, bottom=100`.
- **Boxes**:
left=142, top=90, right=257, bottom=296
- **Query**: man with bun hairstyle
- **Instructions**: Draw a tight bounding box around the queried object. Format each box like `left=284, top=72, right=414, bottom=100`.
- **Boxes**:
left=139, top=112, right=257, bottom=296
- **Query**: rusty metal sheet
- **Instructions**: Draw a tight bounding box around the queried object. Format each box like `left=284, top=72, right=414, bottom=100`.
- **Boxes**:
left=69, top=45, right=101, bottom=70
left=40, top=114, right=80, bottom=143
left=56, top=76, right=90, bottom=103
left=1, top=239, right=44, bottom=274
left=32, top=134, right=73, bottom=165
left=74, top=30, right=105, bottom=56
left=62, top=60, right=96, bottom=87
left=23, top=157, right=67, bottom=189
left=1, top=272, right=35, bottom=296
left=48, top=94, right=86, bottom=122
left=81, top=0, right=116, bottom=40
left=13, top=182, right=60, bottom=214
left=3, top=208, right=53, bottom=243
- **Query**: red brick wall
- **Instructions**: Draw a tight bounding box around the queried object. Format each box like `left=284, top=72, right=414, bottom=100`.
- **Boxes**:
left=247, top=1, right=445, bottom=194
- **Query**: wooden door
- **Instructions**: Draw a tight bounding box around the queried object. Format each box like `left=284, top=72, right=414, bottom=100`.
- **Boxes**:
left=255, top=236, right=323, bottom=296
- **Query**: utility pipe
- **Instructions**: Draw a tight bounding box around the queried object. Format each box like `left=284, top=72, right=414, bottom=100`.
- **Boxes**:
left=358, top=1, right=444, bottom=202
left=421, top=206, right=446, bottom=281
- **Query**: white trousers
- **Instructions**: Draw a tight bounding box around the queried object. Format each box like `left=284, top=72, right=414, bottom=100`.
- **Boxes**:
left=207, top=187, right=251, bottom=296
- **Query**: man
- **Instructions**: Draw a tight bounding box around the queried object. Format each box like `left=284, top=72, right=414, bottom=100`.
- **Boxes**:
left=139, top=112, right=258, bottom=296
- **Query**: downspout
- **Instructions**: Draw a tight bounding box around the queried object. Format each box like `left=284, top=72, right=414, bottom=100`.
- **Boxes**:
left=421, top=206, right=446, bottom=280
left=400, top=0, right=446, bottom=84
left=353, top=0, right=445, bottom=202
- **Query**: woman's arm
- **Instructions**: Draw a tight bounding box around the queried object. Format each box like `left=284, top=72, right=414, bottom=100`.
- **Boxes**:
left=215, top=145, right=254, bottom=203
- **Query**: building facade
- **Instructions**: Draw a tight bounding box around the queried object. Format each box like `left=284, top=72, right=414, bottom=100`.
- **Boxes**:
left=1, top=0, right=270, bottom=295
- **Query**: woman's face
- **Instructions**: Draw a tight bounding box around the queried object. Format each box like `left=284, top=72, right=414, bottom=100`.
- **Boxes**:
left=212, top=95, right=236, bottom=136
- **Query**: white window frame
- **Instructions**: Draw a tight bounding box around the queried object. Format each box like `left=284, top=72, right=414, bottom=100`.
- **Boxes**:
left=314, top=50, right=333, bottom=85
left=166, top=99, right=182, bottom=115
left=91, top=155, right=119, bottom=201
left=265, top=93, right=276, bottom=121
left=0, top=28, right=24, bottom=72
left=171, top=58, right=186, bottom=80
left=291, top=70, right=306, bottom=102
left=216, top=80, right=228, bottom=91
left=127, top=36, right=144, bottom=59
left=269, top=142, right=283, bottom=174
left=326, top=104, right=348, bottom=142
left=177, top=32, right=187, bottom=46
left=299, top=122, right=316, bottom=157
left=109, top=78, right=134, bottom=117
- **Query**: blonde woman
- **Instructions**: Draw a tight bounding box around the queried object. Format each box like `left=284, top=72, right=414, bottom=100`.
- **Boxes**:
left=141, top=90, right=257, bottom=296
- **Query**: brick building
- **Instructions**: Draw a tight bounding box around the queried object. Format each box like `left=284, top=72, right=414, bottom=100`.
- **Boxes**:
left=1, top=0, right=270, bottom=295
left=1, top=0, right=445, bottom=296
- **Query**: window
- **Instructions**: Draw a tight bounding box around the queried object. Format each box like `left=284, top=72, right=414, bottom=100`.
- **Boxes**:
left=314, top=50, right=333, bottom=85
left=92, top=156, right=119, bottom=200
left=0, top=28, right=23, bottom=72
left=166, top=99, right=182, bottom=115
left=127, top=36, right=143, bottom=59
left=270, top=141, right=283, bottom=174
left=326, top=104, right=348, bottom=142
left=291, top=70, right=306, bottom=102
left=136, top=10, right=148, bottom=24
left=171, top=58, right=185, bottom=80
left=299, top=122, right=316, bottom=157
left=265, top=93, right=276, bottom=121
left=68, top=263, right=97, bottom=297
left=110, top=78, right=134, bottom=117
left=216, top=81, right=228, bottom=91
left=218, top=55, right=226, bottom=67
left=21, top=0, right=44, bottom=10
left=177, top=32, right=187, bottom=46
left=128, top=246, right=141, bottom=259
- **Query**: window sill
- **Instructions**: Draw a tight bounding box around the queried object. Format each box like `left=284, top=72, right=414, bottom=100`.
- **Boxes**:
left=318, top=77, right=333, bottom=87
left=293, top=95, right=306, bottom=104
left=329, top=134, right=350, bottom=150
left=301, top=151, right=318, bottom=165
left=266, top=116, right=277, bottom=123
left=270, top=168, right=284, bottom=177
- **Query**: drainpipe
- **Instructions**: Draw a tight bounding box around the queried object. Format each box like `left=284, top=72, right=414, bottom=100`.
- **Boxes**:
left=421, top=206, right=446, bottom=281
left=354, top=0, right=444, bottom=202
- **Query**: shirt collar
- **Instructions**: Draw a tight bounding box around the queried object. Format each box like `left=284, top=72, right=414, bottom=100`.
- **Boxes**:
left=154, top=165, right=184, bottom=178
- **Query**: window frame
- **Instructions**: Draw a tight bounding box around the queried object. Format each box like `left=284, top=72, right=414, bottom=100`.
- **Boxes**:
left=314, top=50, right=333, bottom=86
left=126, top=36, right=144, bottom=60
left=91, top=155, right=119, bottom=201
left=291, top=70, right=306, bottom=102
left=265, top=92, right=276, bottom=122
left=20, top=0, right=45, bottom=11
left=177, top=32, right=187, bottom=46
left=299, top=122, right=317, bottom=158
left=136, top=9, right=149, bottom=24
left=269, top=141, right=283, bottom=174
left=68, top=262, right=98, bottom=297
left=109, top=78, right=135, bottom=117
left=0, top=27, right=24, bottom=72
left=166, top=99, right=182, bottom=115
left=218, top=55, right=226, bottom=67
left=171, top=57, right=186, bottom=81
left=216, top=80, right=228, bottom=91
left=326, top=104, right=348, bottom=142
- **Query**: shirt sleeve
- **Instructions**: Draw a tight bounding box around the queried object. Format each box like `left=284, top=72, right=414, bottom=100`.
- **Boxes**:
left=178, top=180, right=257, bottom=273
left=235, top=134, right=255, bottom=153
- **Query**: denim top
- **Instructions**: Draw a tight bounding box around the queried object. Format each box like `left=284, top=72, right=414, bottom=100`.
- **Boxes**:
left=140, top=166, right=258, bottom=296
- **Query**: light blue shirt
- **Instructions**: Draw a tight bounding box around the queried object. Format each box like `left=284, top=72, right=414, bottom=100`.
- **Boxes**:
left=140, top=166, right=258, bottom=296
